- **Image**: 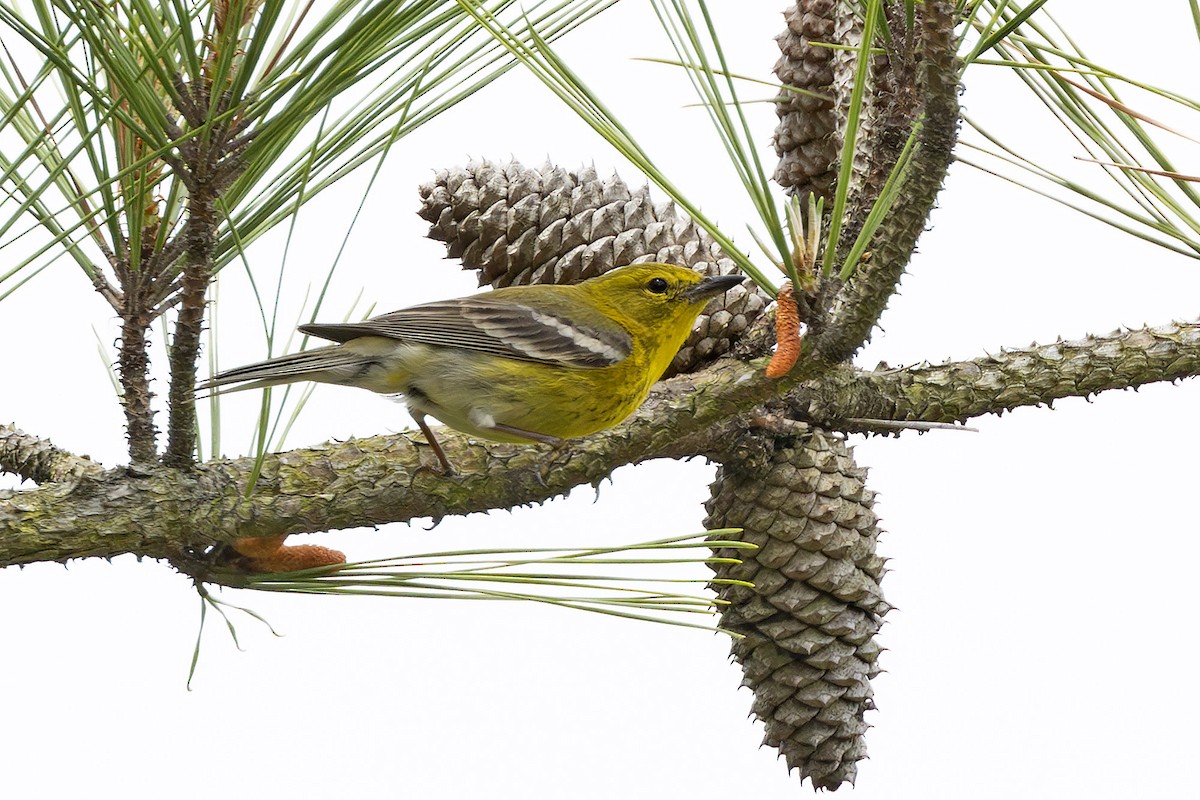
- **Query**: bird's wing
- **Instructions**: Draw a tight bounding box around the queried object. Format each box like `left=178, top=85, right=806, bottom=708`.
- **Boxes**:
left=298, top=294, right=632, bottom=368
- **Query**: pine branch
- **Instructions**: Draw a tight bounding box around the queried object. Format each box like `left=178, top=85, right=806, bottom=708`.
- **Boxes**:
left=802, top=320, right=1200, bottom=427
left=0, top=424, right=105, bottom=485
left=808, top=0, right=961, bottom=364
left=117, top=300, right=158, bottom=465
left=3, top=318, right=1196, bottom=568
left=163, top=191, right=216, bottom=469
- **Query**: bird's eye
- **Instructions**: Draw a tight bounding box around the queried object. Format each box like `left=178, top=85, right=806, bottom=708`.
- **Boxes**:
left=646, top=277, right=669, bottom=294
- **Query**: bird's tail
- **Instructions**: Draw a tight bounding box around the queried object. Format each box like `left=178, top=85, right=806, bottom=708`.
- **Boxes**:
left=197, top=345, right=376, bottom=394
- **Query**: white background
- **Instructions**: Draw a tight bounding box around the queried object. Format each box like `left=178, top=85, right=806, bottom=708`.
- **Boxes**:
left=2, top=1, right=1198, bottom=797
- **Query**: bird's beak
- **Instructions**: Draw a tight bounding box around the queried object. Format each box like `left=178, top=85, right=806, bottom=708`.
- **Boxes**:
left=683, top=273, right=745, bottom=302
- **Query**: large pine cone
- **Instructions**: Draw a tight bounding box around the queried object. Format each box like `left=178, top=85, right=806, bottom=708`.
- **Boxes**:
left=417, top=159, right=769, bottom=374
left=705, top=430, right=888, bottom=790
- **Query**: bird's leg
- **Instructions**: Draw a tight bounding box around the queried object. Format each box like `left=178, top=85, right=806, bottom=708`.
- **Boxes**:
left=487, top=422, right=563, bottom=446
left=487, top=422, right=569, bottom=486
left=538, top=437, right=577, bottom=486
left=410, top=413, right=563, bottom=476
left=477, top=423, right=571, bottom=486
left=413, top=411, right=457, bottom=475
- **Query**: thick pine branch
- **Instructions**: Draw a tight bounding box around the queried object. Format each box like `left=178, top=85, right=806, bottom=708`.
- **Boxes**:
left=808, top=321, right=1200, bottom=425
left=809, top=1, right=961, bottom=365
left=0, top=425, right=105, bottom=485
left=3, top=319, right=1196, bottom=568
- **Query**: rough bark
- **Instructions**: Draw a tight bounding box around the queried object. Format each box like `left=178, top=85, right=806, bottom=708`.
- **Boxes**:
left=0, top=425, right=105, bottom=485
left=118, top=303, right=158, bottom=465
left=163, top=192, right=216, bottom=469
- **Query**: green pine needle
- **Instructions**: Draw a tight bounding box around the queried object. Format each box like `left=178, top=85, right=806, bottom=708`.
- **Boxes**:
left=959, top=1, right=1200, bottom=259
left=205, top=531, right=756, bottom=634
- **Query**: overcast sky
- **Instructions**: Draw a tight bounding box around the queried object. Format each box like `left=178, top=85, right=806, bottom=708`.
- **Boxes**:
left=2, top=2, right=1198, bottom=798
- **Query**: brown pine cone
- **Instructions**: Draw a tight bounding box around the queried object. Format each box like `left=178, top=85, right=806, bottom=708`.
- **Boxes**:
left=417, top=159, right=769, bottom=374
left=772, top=0, right=840, bottom=200
left=705, top=429, right=888, bottom=790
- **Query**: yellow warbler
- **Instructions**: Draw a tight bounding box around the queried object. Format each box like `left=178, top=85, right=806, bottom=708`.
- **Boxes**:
left=201, top=263, right=743, bottom=472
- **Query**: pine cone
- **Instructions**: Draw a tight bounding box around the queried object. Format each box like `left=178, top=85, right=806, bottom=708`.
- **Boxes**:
left=772, top=0, right=839, bottom=200
left=705, top=430, right=888, bottom=790
left=775, top=1, right=926, bottom=218
left=417, top=159, right=769, bottom=374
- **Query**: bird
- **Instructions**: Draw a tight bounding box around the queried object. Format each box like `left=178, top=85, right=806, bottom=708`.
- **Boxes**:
left=199, top=262, right=744, bottom=473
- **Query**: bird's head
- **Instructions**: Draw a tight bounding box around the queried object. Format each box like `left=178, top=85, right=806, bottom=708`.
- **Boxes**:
left=580, top=263, right=744, bottom=337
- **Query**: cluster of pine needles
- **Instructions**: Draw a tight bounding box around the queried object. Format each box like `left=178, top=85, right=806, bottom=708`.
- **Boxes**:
left=189, top=530, right=754, bottom=683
